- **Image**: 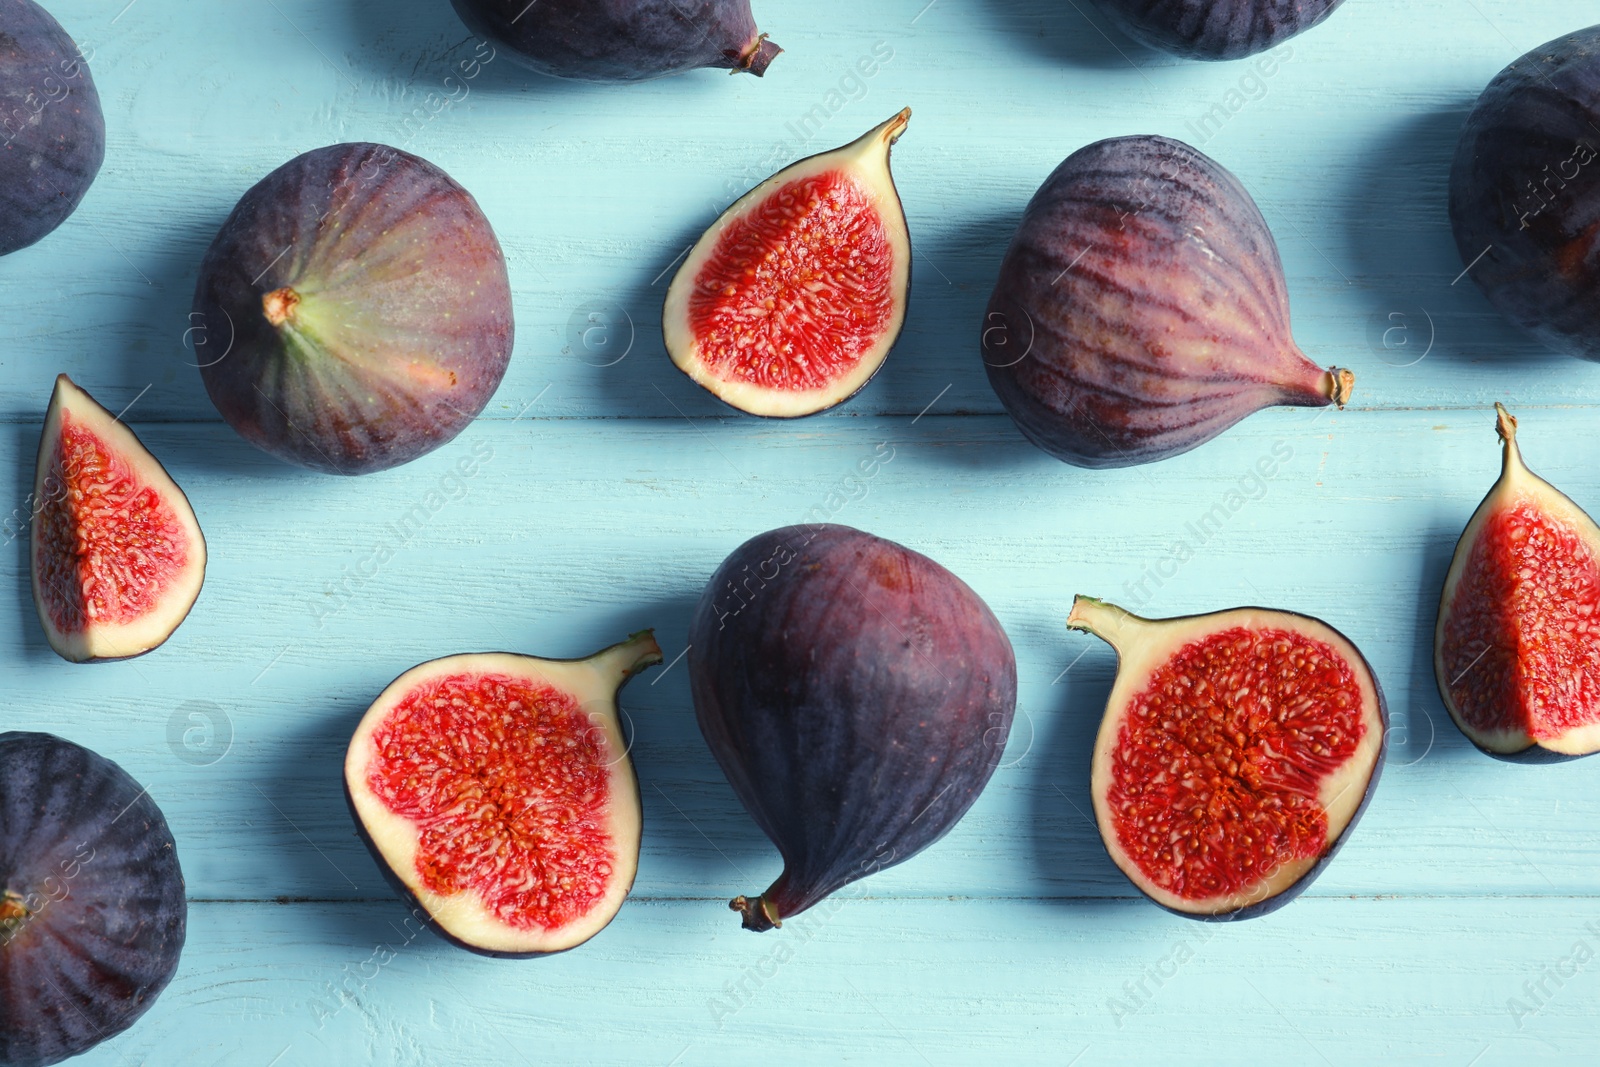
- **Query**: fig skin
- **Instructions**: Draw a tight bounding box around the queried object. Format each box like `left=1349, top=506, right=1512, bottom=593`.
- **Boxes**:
left=0, top=0, right=104, bottom=257
left=689, top=524, right=1017, bottom=932
left=0, top=733, right=186, bottom=1067
left=1068, top=598, right=1387, bottom=921
left=1449, top=25, right=1600, bottom=360
left=982, top=135, right=1351, bottom=469
left=449, top=0, right=781, bottom=81
left=191, top=143, right=513, bottom=475
left=1096, top=0, right=1346, bottom=61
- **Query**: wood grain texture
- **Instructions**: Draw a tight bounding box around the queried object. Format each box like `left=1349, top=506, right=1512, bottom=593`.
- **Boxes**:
left=2, top=0, right=1599, bottom=1063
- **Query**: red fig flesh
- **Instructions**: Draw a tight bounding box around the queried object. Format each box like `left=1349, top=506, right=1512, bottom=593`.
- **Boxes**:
left=664, top=111, right=912, bottom=417
left=1069, top=597, right=1385, bottom=918
left=1436, top=406, right=1600, bottom=760
left=30, top=375, right=206, bottom=663
left=982, top=135, right=1352, bottom=467
left=344, top=633, right=661, bottom=956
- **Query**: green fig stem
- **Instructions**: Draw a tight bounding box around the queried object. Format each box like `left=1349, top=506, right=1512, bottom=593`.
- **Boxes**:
left=263, top=287, right=300, bottom=327
left=1067, top=595, right=1152, bottom=653
left=1494, top=402, right=1527, bottom=479
left=730, top=893, right=782, bottom=932
left=592, top=630, right=665, bottom=685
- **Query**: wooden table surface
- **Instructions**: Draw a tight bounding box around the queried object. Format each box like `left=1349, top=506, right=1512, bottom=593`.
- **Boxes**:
left=6, top=0, right=1600, bottom=1063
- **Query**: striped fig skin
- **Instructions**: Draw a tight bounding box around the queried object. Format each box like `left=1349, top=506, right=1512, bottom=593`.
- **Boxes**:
left=1097, top=0, right=1346, bottom=61
left=982, top=135, right=1350, bottom=469
left=1449, top=25, right=1600, bottom=360
left=689, top=524, right=1016, bottom=931
left=0, top=0, right=104, bottom=256
left=192, top=143, right=513, bottom=474
left=0, top=733, right=186, bottom=1067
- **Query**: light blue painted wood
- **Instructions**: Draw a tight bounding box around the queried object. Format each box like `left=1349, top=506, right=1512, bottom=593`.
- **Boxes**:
left=3, top=0, right=1600, bottom=1063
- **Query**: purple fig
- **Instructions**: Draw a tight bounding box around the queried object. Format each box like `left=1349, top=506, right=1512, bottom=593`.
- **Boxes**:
left=0, top=0, right=104, bottom=256
left=191, top=143, right=513, bottom=475
left=1449, top=24, right=1600, bottom=360
left=450, top=0, right=781, bottom=82
left=689, top=524, right=1017, bottom=932
left=1096, top=0, right=1347, bottom=61
left=981, top=135, right=1352, bottom=468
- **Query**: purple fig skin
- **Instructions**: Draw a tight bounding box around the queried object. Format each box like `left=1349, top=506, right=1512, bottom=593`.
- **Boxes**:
left=191, top=143, right=513, bottom=475
left=0, top=733, right=186, bottom=1067
left=0, top=0, right=104, bottom=257
left=1449, top=25, right=1600, bottom=360
left=1096, top=0, right=1346, bottom=61
left=450, top=0, right=781, bottom=82
left=982, top=135, right=1351, bottom=469
left=689, top=524, right=1017, bottom=932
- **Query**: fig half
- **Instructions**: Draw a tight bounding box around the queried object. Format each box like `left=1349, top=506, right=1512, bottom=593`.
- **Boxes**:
left=982, top=135, right=1352, bottom=468
left=344, top=632, right=663, bottom=956
left=664, top=110, right=912, bottom=418
left=450, top=0, right=781, bottom=81
left=1436, top=405, right=1600, bottom=760
left=1, top=733, right=186, bottom=1067
left=31, top=375, right=206, bottom=663
left=689, top=524, right=1016, bottom=931
left=1068, top=597, right=1385, bottom=919
left=192, top=143, right=514, bottom=474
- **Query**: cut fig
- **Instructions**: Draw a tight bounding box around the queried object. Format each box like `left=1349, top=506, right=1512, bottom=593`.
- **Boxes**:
left=1068, top=597, right=1385, bottom=918
left=31, top=375, right=206, bottom=663
left=663, top=110, right=912, bottom=418
left=982, top=135, right=1352, bottom=468
left=1435, top=405, right=1600, bottom=760
left=192, top=143, right=513, bottom=474
left=1, top=732, right=186, bottom=1067
left=450, top=0, right=781, bottom=81
left=344, top=632, right=663, bottom=956
left=689, top=524, right=1017, bottom=931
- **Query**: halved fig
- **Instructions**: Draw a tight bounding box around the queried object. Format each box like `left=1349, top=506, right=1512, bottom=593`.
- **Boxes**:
left=663, top=110, right=912, bottom=418
left=344, top=632, right=663, bottom=956
left=1, top=732, right=186, bottom=1067
left=1068, top=596, right=1386, bottom=919
left=31, top=375, right=206, bottom=663
left=1435, top=405, right=1600, bottom=760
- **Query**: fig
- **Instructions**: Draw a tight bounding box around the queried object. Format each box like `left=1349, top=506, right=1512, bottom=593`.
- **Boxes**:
left=1068, top=596, right=1385, bottom=918
left=688, top=524, right=1016, bottom=931
left=191, top=143, right=513, bottom=474
left=449, top=0, right=781, bottom=81
left=1449, top=25, right=1600, bottom=360
left=664, top=110, right=912, bottom=418
left=0, top=0, right=104, bottom=257
left=981, top=135, right=1353, bottom=468
left=31, top=375, right=206, bottom=663
left=344, top=632, right=663, bottom=956
left=1095, top=0, right=1346, bottom=60
left=0, top=733, right=186, bottom=1067
left=1435, top=405, right=1600, bottom=761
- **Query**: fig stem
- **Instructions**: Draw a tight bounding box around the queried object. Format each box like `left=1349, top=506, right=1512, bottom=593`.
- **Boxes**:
left=1067, top=595, right=1150, bottom=652
left=730, top=894, right=782, bottom=932
left=1493, top=402, right=1526, bottom=477
left=731, top=34, right=782, bottom=77
left=263, top=287, right=300, bottom=327
left=0, top=891, right=29, bottom=936
left=1325, top=367, right=1355, bottom=408
left=591, top=629, right=665, bottom=685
